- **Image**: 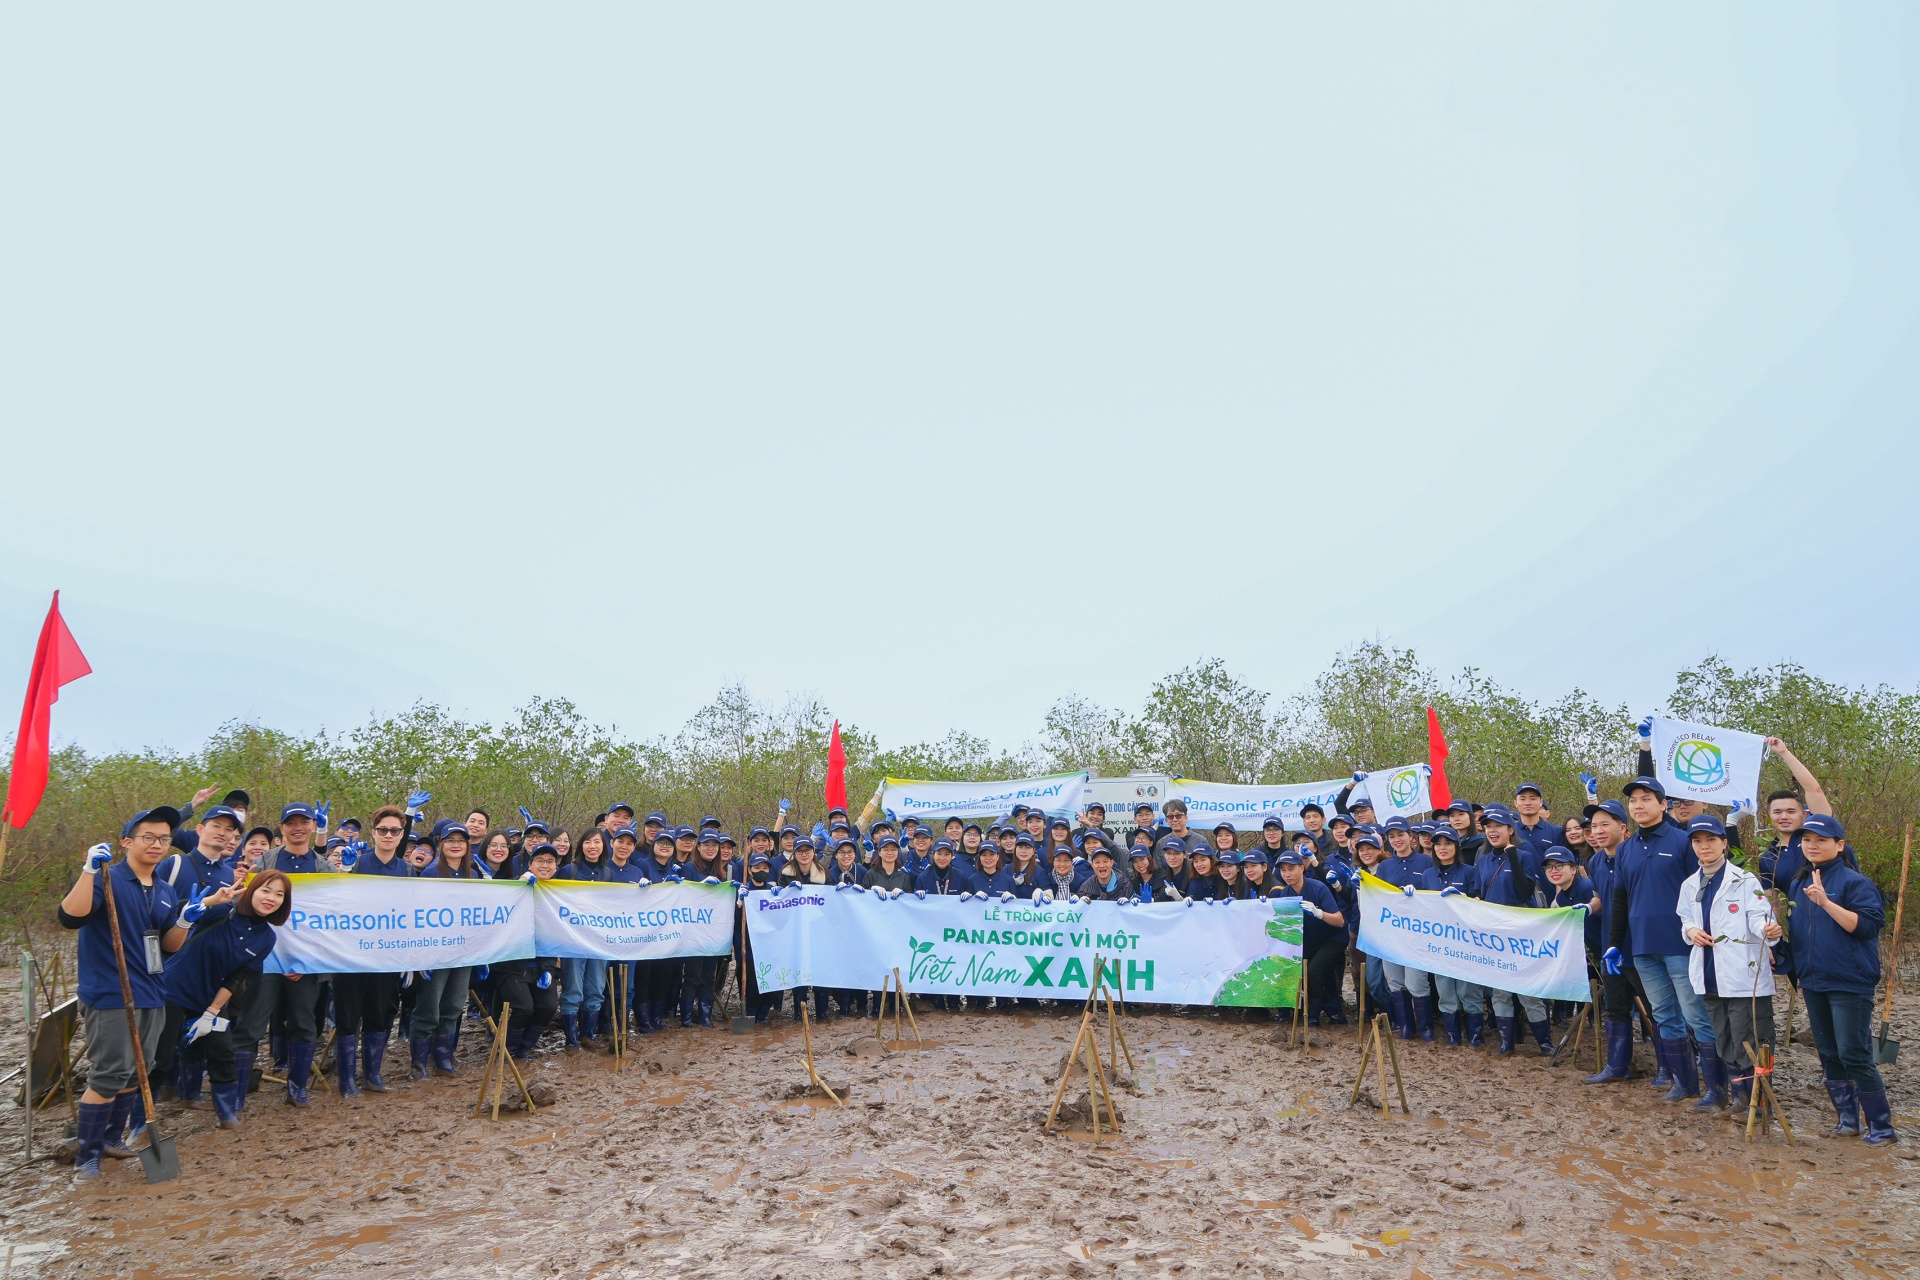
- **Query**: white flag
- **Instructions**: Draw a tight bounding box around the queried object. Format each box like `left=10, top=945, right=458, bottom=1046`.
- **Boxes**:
left=1649, top=717, right=1766, bottom=810
left=1357, top=762, right=1432, bottom=821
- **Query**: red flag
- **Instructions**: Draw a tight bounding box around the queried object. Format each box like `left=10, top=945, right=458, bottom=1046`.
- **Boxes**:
left=1425, top=705, right=1452, bottom=811
left=824, top=720, right=848, bottom=813
left=6, top=592, right=92, bottom=829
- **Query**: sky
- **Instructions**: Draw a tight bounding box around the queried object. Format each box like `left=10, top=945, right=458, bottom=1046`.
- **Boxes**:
left=2, top=4, right=1917, bottom=759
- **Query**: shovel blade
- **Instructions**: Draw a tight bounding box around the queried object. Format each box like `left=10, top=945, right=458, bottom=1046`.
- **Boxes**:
left=1875, top=1036, right=1901, bottom=1065
left=137, top=1132, right=180, bottom=1183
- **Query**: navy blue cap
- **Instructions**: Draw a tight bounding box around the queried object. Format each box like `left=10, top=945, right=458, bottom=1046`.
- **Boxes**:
left=280, top=802, right=316, bottom=822
left=914, top=825, right=933, bottom=837
left=1480, top=807, right=1516, bottom=828
left=611, top=824, right=638, bottom=840
left=1216, top=849, right=1242, bottom=865
left=1515, top=782, right=1543, bottom=797
left=429, top=819, right=471, bottom=842
left=1685, top=815, right=1727, bottom=838
left=652, top=831, right=675, bottom=846
left=1623, top=776, right=1667, bottom=800
left=607, top=801, right=635, bottom=815
left=749, top=851, right=772, bottom=866
left=749, top=826, right=771, bottom=839
left=793, top=836, right=815, bottom=851
left=1160, top=836, right=1187, bottom=853
left=325, top=836, right=347, bottom=849
left=698, top=830, right=720, bottom=845
left=833, top=837, right=855, bottom=851
left=523, top=820, right=551, bottom=836
left=1353, top=830, right=1383, bottom=849
left=1299, top=802, right=1324, bottom=817
left=1129, top=844, right=1152, bottom=858
left=1087, top=842, right=1114, bottom=859
left=1134, top=801, right=1155, bottom=814
left=642, top=810, right=666, bottom=825
left=1446, top=798, right=1474, bottom=815
left=780, top=825, right=801, bottom=838
left=700, top=815, right=721, bottom=829
left=1015, top=834, right=1035, bottom=847
left=1801, top=813, right=1846, bottom=839
left=1243, top=850, right=1270, bottom=867
left=878, top=836, right=900, bottom=849
left=932, top=839, right=955, bottom=853
left=1431, top=826, right=1459, bottom=844
left=1328, top=812, right=1354, bottom=827
left=199, top=805, right=244, bottom=827
left=1589, top=799, right=1629, bottom=824
left=719, top=834, right=736, bottom=846
left=122, top=806, right=182, bottom=838
left=1275, top=850, right=1305, bottom=866
left=1350, top=793, right=1376, bottom=809
left=526, top=841, right=559, bottom=860
left=1383, top=816, right=1411, bottom=834
left=978, top=841, right=1003, bottom=857
left=675, top=825, right=696, bottom=839
left=1541, top=845, right=1578, bottom=864
left=1049, top=844, right=1077, bottom=860
left=1262, top=816, right=1284, bottom=829
left=1213, top=821, right=1237, bottom=835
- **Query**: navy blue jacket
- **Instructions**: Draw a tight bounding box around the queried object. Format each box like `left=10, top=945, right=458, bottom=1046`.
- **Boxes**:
left=635, top=855, right=683, bottom=885
left=1275, top=877, right=1344, bottom=948
left=1475, top=846, right=1543, bottom=908
left=161, top=903, right=277, bottom=1011
left=559, top=858, right=610, bottom=883
left=604, top=858, right=647, bottom=885
left=1418, top=859, right=1476, bottom=894
left=916, top=863, right=965, bottom=896
left=966, top=864, right=1016, bottom=895
left=1586, top=846, right=1625, bottom=957
left=1608, top=819, right=1697, bottom=956
left=62, top=861, right=182, bottom=1009
left=352, top=851, right=413, bottom=877
left=1374, top=852, right=1432, bottom=890
left=1787, top=857, right=1883, bottom=994
left=1515, top=818, right=1565, bottom=857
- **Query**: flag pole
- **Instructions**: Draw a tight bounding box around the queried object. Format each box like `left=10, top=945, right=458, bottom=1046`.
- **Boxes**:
left=0, top=806, right=11, bottom=877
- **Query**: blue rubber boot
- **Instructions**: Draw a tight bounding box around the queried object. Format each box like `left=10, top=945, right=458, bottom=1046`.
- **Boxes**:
left=101, top=1091, right=138, bottom=1159
left=362, top=1032, right=391, bottom=1093
left=1495, top=1016, right=1518, bottom=1056
left=1694, top=1045, right=1726, bottom=1110
left=1824, top=1079, right=1861, bottom=1137
left=1466, top=1012, right=1485, bottom=1047
left=334, top=1035, right=361, bottom=1099
left=1659, top=1037, right=1698, bottom=1102
left=1441, top=1011, right=1462, bottom=1046
left=431, top=1033, right=459, bottom=1076
left=232, top=1050, right=255, bottom=1112
left=1585, top=1019, right=1634, bottom=1083
left=285, top=1042, right=315, bottom=1107
left=212, top=1079, right=243, bottom=1129
left=1529, top=1019, right=1554, bottom=1055
left=73, top=1099, right=113, bottom=1181
left=1860, top=1089, right=1899, bottom=1145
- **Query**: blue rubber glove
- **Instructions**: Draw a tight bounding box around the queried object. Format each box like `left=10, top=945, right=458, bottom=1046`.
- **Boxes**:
left=1637, top=716, right=1654, bottom=743
left=666, top=873, right=682, bottom=884
left=1000, top=891, right=1014, bottom=903
left=862, top=838, right=874, bottom=854
left=778, top=798, right=792, bottom=814
left=1727, top=798, right=1753, bottom=824
left=339, top=840, right=364, bottom=870
left=850, top=883, right=867, bottom=893
left=884, top=808, right=898, bottom=824
left=83, top=843, right=113, bottom=874
left=811, top=823, right=829, bottom=846
left=1184, top=897, right=1195, bottom=908
left=185, top=1011, right=229, bottom=1043
left=404, top=789, right=432, bottom=814
left=315, top=801, right=331, bottom=833
left=1440, top=885, right=1464, bottom=898
left=914, top=889, right=927, bottom=900
left=518, top=806, right=535, bottom=829
left=836, top=882, right=853, bottom=892
left=522, top=872, right=538, bottom=886
left=537, top=971, right=552, bottom=991
left=1603, top=946, right=1623, bottom=976
left=1401, top=884, right=1416, bottom=898
left=474, top=966, right=488, bottom=980
left=1579, top=771, right=1599, bottom=801
left=181, top=884, right=211, bottom=924
left=1351, top=771, right=1368, bottom=784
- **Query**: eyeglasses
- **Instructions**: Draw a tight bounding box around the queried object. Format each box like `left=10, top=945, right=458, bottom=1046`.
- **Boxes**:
left=129, top=832, right=172, bottom=847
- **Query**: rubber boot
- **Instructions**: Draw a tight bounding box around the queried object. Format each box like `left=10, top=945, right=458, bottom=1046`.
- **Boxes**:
left=1530, top=1019, right=1554, bottom=1055
left=1393, top=991, right=1415, bottom=1040
left=1441, top=1010, right=1462, bottom=1046
left=1648, top=1034, right=1674, bottom=1090
left=232, top=1050, right=255, bottom=1111
left=1466, top=1012, right=1485, bottom=1047
left=362, top=1033, right=391, bottom=1093
left=679, top=993, right=694, bottom=1028
left=180, top=1057, right=207, bottom=1109
left=334, top=1035, right=361, bottom=1099
left=1495, top=1015, right=1517, bottom=1056
left=409, top=1037, right=431, bottom=1081
left=101, top=1091, right=138, bottom=1159
left=73, top=1099, right=113, bottom=1181
left=1659, top=1037, right=1699, bottom=1101
left=1728, top=1075, right=1752, bottom=1118
left=272, top=1032, right=288, bottom=1072
left=1326, top=1000, right=1349, bottom=1026
left=696, top=997, right=715, bottom=1029
left=1860, top=1089, right=1899, bottom=1145
left=1824, top=1078, right=1862, bottom=1137
left=212, top=1079, right=243, bottom=1129
left=1413, top=998, right=1434, bottom=1043
left=1585, top=1020, right=1634, bottom=1083
left=508, top=1022, right=534, bottom=1061
left=285, top=1042, right=315, bottom=1107
left=430, top=1033, right=459, bottom=1077
left=563, top=1012, right=581, bottom=1050
left=1694, top=1046, right=1726, bottom=1111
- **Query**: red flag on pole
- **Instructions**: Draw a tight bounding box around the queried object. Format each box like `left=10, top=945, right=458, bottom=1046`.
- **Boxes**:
left=1426, top=705, right=1452, bottom=811
left=6, top=591, right=93, bottom=829
left=824, top=720, right=848, bottom=813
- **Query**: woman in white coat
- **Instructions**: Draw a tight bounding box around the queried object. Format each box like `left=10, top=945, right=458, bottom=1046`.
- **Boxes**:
left=1677, top=814, right=1778, bottom=1116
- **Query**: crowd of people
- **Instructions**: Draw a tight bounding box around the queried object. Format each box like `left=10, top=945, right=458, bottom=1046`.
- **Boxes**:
left=55, top=721, right=1896, bottom=1184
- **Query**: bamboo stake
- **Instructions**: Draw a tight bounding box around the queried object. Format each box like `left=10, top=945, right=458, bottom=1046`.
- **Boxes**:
left=1374, top=1016, right=1391, bottom=1118
left=1349, top=1014, right=1376, bottom=1107
left=1083, top=1015, right=1119, bottom=1138
left=1103, top=987, right=1134, bottom=1073
left=1045, top=1010, right=1096, bottom=1134
left=0, top=805, right=12, bottom=877
left=875, top=973, right=891, bottom=1040
left=1742, top=1040, right=1794, bottom=1144
left=892, top=967, right=921, bottom=1044
left=797, top=1003, right=842, bottom=1104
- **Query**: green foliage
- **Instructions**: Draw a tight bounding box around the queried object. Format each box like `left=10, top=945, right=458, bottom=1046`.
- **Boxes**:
left=6, top=647, right=1916, bottom=975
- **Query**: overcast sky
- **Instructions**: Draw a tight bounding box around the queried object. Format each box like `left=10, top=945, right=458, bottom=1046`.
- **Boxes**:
left=3, top=4, right=1916, bottom=758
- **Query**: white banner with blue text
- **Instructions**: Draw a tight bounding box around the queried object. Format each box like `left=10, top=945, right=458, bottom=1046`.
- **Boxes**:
left=1355, top=870, right=1589, bottom=1002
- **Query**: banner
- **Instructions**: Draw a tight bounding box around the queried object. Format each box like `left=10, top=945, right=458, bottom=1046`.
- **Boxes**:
left=1355, top=763, right=1432, bottom=822
left=1649, top=716, right=1766, bottom=810
left=1167, top=777, right=1346, bottom=831
left=745, top=889, right=1302, bottom=1007
left=1355, top=870, right=1588, bottom=1002
left=877, top=771, right=1089, bottom=822
left=269, top=874, right=534, bottom=974
left=534, top=880, right=735, bottom=960
left=266, top=874, right=736, bottom=973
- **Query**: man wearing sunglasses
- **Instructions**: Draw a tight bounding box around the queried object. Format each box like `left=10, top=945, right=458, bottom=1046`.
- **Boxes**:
left=331, top=805, right=413, bottom=1097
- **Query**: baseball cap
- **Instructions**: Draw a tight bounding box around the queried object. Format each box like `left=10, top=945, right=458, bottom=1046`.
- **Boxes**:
left=1541, top=845, right=1578, bottom=864
left=199, top=805, right=244, bottom=828
left=1354, top=830, right=1383, bottom=849
left=1686, top=815, right=1727, bottom=838
left=429, top=819, right=471, bottom=842
left=1800, top=814, right=1846, bottom=840
left=1515, top=782, right=1543, bottom=797
left=1623, top=776, right=1667, bottom=800
left=1275, top=850, right=1305, bottom=866
left=280, top=802, right=317, bottom=822
left=122, top=806, right=182, bottom=837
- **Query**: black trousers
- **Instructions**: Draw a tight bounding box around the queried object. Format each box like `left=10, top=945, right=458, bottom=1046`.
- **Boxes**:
left=493, top=968, right=560, bottom=1036
left=1601, top=961, right=1652, bottom=1021
left=162, top=1005, right=240, bottom=1085
left=1304, top=935, right=1348, bottom=1010
left=333, top=973, right=403, bottom=1037
left=643, top=958, right=685, bottom=1005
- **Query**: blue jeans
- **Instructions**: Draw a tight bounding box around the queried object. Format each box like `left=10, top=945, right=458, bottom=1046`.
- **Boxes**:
left=417, top=967, right=471, bottom=1041
left=1634, top=953, right=1712, bottom=1043
left=1802, top=988, right=1885, bottom=1093
left=1434, top=975, right=1484, bottom=1015
left=561, top=958, right=607, bottom=1018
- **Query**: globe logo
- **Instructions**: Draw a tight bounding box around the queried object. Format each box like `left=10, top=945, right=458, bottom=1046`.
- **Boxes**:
left=1673, top=739, right=1725, bottom=786
left=1388, top=769, right=1419, bottom=807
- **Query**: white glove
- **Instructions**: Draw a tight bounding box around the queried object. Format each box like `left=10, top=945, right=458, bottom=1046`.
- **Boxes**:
left=915, top=889, right=927, bottom=900
left=185, top=1011, right=230, bottom=1043
left=836, top=882, right=853, bottom=892
left=999, top=891, right=1013, bottom=903
left=83, top=843, right=113, bottom=874
left=851, top=883, right=868, bottom=893
left=1185, top=897, right=1195, bottom=908
left=702, top=875, right=721, bottom=885
left=522, top=872, right=538, bottom=886
left=1302, top=902, right=1323, bottom=919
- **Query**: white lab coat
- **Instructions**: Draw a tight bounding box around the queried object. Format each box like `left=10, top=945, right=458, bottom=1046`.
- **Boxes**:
left=1676, top=861, right=1776, bottom=998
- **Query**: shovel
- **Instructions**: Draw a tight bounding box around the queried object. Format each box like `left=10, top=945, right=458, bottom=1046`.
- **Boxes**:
left=99, top=861, right=181, bottom=1183
left=1875, top=824, right=1911, bottom=1066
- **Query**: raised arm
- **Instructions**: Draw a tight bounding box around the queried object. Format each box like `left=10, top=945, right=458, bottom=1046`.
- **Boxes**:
left=1765, top=738, right=1832, bottom=814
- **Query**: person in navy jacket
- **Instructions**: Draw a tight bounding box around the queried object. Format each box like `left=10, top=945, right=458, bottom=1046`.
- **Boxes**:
left=1419, top=828, right=1484, bottom=1046
left=1273, top=850, right=1347, bottom=1025
left=1470, top=807, right=1554, bottom=1054
left=635, top=832, right=687, bottom=1033
left=58, top=807, right=188, bottom=1181
left=1778, top=814, right=1896, bottom=1144
left=161, top=869, right=290, bottom=1129
left=1375, top=816, right=1436, bottom=1041
left=1581, top=798, right=1662, bottom=1086
left=327, top=806, right=412, bottom=1097
left=1604, top=777, right=1713, bottom=1103
left=1512, top=782, right=1565, bottom=856
left=967, top=841, right=1017, bottom=897
left=150, top=804, right=243, bottom=1106
left=556, top=826, right=613, bottom=1048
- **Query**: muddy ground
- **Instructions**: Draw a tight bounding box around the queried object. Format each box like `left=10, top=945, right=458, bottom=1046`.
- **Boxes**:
left=3, top=982, right=1918, bottom=1280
